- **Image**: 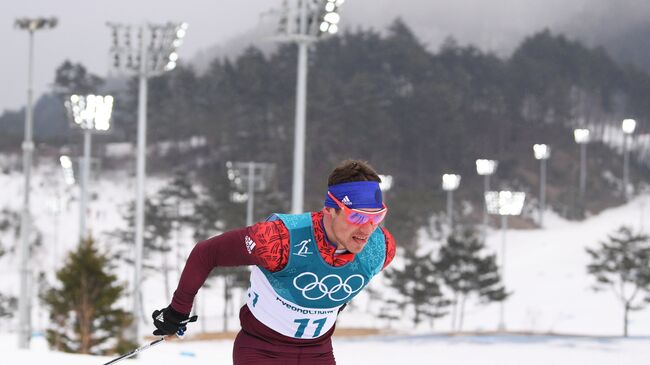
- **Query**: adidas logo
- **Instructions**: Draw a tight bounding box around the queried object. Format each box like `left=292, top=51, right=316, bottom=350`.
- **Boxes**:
left=341, top=196, right=352, bottom=206
left=245, top=235, right=256, bottom=254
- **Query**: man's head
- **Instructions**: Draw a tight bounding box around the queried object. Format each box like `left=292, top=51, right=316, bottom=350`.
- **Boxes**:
left=322, top=159, right=387, bottom=253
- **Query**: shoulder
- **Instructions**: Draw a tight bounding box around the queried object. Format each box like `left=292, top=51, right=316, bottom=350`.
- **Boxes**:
left=246, top=219, right=290, bottom=272
left=379, top=227, right=396, bottom=270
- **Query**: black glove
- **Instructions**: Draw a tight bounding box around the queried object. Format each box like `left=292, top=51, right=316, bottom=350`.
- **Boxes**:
left=152, top=306, right=198, bottom=336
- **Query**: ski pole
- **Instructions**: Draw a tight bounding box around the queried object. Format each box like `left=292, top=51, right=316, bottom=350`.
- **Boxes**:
left=101, top=336, right=167, bottom=365
left=101, top=315, right=197, bottom=365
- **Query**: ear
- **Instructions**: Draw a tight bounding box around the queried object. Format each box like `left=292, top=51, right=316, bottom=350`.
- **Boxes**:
left=323, top=207, right=335, bottom=216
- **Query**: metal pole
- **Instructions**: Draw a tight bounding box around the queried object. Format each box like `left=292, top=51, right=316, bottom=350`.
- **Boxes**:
left=447, top=190, right=453, bottom=231
left=539, top=158, right=546, bottom=227
left=623, top=133, right=630, bottom=201
left=579, top=143, right=587, bottom=198
left=291, top=0, right=308, bottom=214
left=246, top=162, right=255, bottom=226
left=498, top=214, right=508, bottom=331
left=18, top=28, right=35, bottom=349
left=482, top=175, right=490, bottom=238
left=80, top=129, right=91, bottom=240
left=133, top=26, right=148, bottom=342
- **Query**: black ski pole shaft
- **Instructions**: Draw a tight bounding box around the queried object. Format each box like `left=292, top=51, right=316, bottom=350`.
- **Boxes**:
left=101, top=337, right=166, bottom=365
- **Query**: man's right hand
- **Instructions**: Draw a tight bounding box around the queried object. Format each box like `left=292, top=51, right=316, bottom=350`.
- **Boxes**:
left=151, top=306, right=198, bottom=336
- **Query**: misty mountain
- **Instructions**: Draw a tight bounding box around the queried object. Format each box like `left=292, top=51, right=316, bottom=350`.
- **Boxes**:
left=188, top=0, right=650, bottom=75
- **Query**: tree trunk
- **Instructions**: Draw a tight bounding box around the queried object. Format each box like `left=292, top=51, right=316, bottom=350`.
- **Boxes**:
left=223, top=276, right=230, bottom=332
left=623, top=303, right=630, bottom=337
left=458, top=294, right=467, bottom=332
left=451, top=292, right=458, bottom=332
left=162, top=250, right=170, bottom=303
left=78, top=276, right=94, bottom=354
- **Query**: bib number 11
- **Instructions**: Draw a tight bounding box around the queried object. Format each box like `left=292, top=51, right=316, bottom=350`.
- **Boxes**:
left=294, top=317, right=327, bottom=338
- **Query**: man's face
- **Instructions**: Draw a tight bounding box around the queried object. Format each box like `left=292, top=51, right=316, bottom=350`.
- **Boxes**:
left=324, top=207, right=381, bottom=253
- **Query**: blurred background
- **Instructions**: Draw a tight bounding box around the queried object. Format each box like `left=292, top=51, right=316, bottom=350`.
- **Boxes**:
left=1, top=0, right=650, bottom=363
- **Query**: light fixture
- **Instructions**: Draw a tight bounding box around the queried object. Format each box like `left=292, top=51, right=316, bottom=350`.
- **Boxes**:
left=533, top=144, right=551, bottom=160
left=476, top=159, right=498, bottom=176
left=442, top=174, right=461, bottom=191
left=378, top=174, right=393, bottom=192
left=573, top=128, right=590, bottom=144
left=622, top=119, right=636, bottom=134
left=485, top=191, right=526, bottom=216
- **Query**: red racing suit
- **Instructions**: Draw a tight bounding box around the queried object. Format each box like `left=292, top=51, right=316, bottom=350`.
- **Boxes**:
left=169, top=211, right=396, bottom=363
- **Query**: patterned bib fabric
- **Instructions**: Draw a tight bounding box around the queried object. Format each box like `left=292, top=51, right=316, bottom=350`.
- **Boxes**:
left=246, top=213, right=386, bottom=339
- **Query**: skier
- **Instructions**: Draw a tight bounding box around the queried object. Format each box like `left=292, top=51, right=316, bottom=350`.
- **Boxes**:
left=152, top=159, right=396, bottom=364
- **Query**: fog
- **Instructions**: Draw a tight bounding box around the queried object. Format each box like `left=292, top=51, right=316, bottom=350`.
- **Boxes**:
left=2, top=0, right=648, bottom=114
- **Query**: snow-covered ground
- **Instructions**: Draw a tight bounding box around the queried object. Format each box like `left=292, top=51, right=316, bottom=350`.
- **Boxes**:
left=1, top=161, right=650, bottom=363
left=1, top=333, right=648, bottom=364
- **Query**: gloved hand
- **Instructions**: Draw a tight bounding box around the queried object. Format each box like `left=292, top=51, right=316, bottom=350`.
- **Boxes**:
left=152, top=305, right=198, bottom=336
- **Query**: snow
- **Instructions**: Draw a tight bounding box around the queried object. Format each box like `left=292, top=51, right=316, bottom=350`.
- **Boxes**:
left=1, top=161, right=650, bottom=363
left=1, top=333, right=649, bottom=364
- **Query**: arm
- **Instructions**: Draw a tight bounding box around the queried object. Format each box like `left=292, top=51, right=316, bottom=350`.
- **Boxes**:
left=170, top=227, right=256, bottom=314
left=170, top=219, right=292, bottom=314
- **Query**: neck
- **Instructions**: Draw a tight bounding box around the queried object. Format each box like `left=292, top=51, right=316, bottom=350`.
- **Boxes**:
left=322, top=210, right=344, bottom=250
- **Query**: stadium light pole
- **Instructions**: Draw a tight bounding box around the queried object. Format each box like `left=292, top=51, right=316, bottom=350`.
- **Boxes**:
left=227, top=161, right=276, bottom=226
left=283, top=0, right=344, bottom=213
left=442, top=174, right=461, bottom=232
left=622, top=119, right=636, bottom=201
left=533, top=144, right=551, bottom=227
left=108, top=21, right=188, bottom=342
left=574, top=128, right=590, bottom=199
left=485, top=190, right=526, bottom=331
left=476, top=159, right=498, bottom=238
left=14, top=16, right=58, bottom=349
left=64, top=94, right=114, bottom=240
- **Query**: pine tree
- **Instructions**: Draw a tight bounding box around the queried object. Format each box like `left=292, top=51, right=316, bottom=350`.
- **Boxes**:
left=42, top=237, right=134, bottom=354
left=586, top=226, right=650, bottom=337
left=0, top=213, right=16, bottom=317
left=435, top=229, right=507, bottom=332
left=381, top=248, right=450, bottom=328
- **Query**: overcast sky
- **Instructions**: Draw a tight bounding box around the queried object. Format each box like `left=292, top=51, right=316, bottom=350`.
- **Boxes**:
left=2, top=0, right=646, bottom=114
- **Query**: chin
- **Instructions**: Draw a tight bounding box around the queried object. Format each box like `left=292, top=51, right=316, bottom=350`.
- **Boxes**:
left=346, top=241, right=366, bottom=254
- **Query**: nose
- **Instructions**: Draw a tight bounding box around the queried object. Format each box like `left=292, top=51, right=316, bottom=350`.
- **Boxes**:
left=359, top=221, right=376, bottom=234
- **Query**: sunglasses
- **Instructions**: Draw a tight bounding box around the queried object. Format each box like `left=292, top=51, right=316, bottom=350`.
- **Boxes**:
left=327, top=191, right=388, bottom=226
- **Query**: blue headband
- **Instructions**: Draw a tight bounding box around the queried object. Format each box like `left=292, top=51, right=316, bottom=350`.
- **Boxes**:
left=324, top=181, right=383, bottom=209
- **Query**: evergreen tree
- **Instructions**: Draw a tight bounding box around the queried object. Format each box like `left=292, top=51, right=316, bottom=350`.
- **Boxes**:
left=435, top=229, right=507, bottom=331
left=53, top=60, right=105, bottom=96
left=586, top=226, right=650, bottom=337
left=42, top=237, right=134, bottom=354
left=381, top=248, right=450, bottom=328
left=0, top=209, right=17, bottom=318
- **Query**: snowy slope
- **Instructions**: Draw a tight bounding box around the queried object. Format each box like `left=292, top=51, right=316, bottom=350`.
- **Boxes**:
left=1, top=160, right=650, bottom=363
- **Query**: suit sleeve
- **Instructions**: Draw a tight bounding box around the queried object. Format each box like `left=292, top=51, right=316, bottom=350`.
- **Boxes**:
left=170, top=221, right=291, bottom=314
left=170, top=227, right=257, bottom=314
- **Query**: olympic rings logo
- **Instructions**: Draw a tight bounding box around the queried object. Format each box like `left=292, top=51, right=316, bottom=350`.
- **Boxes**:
left=293, top=272, right=365, bottom=302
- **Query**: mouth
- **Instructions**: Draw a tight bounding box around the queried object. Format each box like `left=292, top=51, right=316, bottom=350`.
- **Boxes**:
left=351, top=235, right=369, bottom=246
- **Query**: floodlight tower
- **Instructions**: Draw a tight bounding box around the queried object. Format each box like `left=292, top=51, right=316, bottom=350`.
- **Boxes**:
left=108, top=21, right=188, bottom=341
left=622, top=119, right=637, bottom=201
left=533, top=144, right=551, bottom=227
left=277, top=0, right=345, bottom=213
left=573, top=128, right=590, bottom=198
left=14, top=16, right=58, bottom=349
left=485, top=190, right=526, bottom=331
left=442, top=174, right=461, bottom=231
left=476, top=159, right=498, bottom=236
left=65, top=94, right=114, bottom=240
left=227, top=161, right=276, bottom=225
